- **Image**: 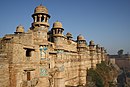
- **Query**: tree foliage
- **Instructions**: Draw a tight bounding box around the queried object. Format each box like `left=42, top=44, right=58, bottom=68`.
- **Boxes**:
left=88, top=61, right=118, bottom=87
left=118, top=49, right=124, bottom=56
left=88, top=68, right=104, bottom=87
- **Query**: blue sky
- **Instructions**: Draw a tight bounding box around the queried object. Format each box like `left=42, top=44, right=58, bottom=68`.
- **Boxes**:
left=0, top=0, right=130, bottom=54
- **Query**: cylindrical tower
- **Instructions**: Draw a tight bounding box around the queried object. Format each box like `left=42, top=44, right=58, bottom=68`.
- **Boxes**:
left=66, top=32, right=73, bottom=40
left=89, top=40, right=96, bottom=69
left=96, top=44, right=101, bottom=64
left=51, top=21, right=64, bottom=50
left=14, top=25, right=24, bottom=34
left=31, top=4, right=51, bottom=42
left=77, top=34, right=87, bottom=53
left=32, top=4, right=50, bottom=29
left=101, top=47, right=105, bottom=61
left=52, top=21, right=64, bottom=37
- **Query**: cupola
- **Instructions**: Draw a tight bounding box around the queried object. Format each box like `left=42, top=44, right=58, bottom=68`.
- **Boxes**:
left=15, top=25, right=24, bottom=34
left=52, top=21, right=64, bottom=37
left=66, top=32, right=72, bottom=40
left=31, top=4, right=50, bottom=28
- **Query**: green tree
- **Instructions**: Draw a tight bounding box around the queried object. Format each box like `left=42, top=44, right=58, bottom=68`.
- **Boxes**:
left=118, top=49, right=124, bottom=56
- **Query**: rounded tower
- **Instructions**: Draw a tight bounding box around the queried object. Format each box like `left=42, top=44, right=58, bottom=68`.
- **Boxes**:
left=31, top=4, right=51, bottom=41
left=101, top=47, right=105, bottom=61
left=52, top=21, right=64, bottom=37
left=77, top=34, right=87, bottom=53
left=89, top=40, right=96, bottom=69
left=96, top=44, right=101, bottom=63
left=66, top=32, right=72, bottom=40
left=14, top=25, right=24, bottom=34
left=31, top=4, right=50, bottom=29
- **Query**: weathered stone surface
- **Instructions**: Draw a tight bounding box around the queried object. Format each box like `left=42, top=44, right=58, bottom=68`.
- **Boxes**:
left=0, top=4, right=108, bottom=87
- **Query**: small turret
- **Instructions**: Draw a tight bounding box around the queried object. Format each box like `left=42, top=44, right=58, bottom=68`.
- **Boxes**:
left=52, top=21, right=64, bottom=37
left=89, top=40, right=96, bottom=69
left=31, top=4, right=50, bottom=28
left=14, top=25, right=24, bottom=34
left=89, top=40, right=95, bottom=51
left=96, top=44, right=101, bottom=53
left=101, top=47, right=105, bottom=61
left=77, top=34, right=87, bottom=53
left=96, top=44, right=101, bottom=63
left=66, top=32, right=72, bottom=40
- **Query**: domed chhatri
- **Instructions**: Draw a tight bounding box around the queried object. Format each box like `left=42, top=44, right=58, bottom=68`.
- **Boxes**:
left=34, top=4, right=48, bottom=14
left=53, top=21, right=63, bottom=29
left=32, top=4, right=50, bottom=28
left=66, top=32, right=72, bottom=37
left=51, top=21, right=64, bottom=37
left=89, top=40, right=95, bottom=46
left=15, top=25, right=24, bottom=33
left=77, top=34, right=85, bottom=40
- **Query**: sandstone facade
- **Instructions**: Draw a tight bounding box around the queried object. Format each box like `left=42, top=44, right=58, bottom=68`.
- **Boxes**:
left=0, top=5, right=107, bottom=87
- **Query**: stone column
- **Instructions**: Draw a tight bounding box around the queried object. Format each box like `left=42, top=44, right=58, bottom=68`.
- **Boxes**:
left=43, top=15, right=47, bottom=22
left=56, top=29, right=58, bottom=34
left=47, top=17, right=49, bottom=22
left=38, top=14, right=42, bottom=22
left=34, top=16, right=37, bottom=22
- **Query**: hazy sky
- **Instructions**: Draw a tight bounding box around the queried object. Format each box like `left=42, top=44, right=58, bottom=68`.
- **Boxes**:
left=0, top=0, right=130, bottom=54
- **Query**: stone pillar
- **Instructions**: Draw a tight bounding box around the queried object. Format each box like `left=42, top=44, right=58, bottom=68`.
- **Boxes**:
left=59, top=29, right=61, bottom=34
left=56, top=29, right=58, bottom=34
left=53, top=30, right=55, bottom=34
left=34, top=16, right=37, bottom=22
left=38, top=14, right=42, bottom=22
left=47, top=17, right=49, bottom=22
left=44, top=15, right=47, bottom=22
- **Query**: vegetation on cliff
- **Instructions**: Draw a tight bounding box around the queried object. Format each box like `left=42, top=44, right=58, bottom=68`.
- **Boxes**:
left=87, top=61, right=119, bottom=87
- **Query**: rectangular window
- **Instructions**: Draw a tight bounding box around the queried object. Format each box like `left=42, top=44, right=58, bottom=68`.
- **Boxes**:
left=26, top=49, right=32, bottom=57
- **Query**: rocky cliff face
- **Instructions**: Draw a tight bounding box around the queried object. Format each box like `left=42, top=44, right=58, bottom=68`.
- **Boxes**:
left=87, top=61, right=119, bottom=87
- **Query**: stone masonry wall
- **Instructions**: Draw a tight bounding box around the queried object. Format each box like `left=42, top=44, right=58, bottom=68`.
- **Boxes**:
left=0, top=56, right=9, bottom=87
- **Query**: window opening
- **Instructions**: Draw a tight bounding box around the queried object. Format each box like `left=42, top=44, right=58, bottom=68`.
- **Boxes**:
left=26, top=49, right=32, bottom=57
left=27, top=72, right=31, bottom=81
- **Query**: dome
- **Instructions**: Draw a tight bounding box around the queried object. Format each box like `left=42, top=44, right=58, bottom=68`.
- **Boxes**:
left=96, top=44, right=100, bottom=48
left=34, top=4, right=48, bottom=14
left=16, top=25, right=24, bottom=33
left=77, top=34, right=85, bottom=40
left=53, top=21, right=63, bottom=28
left=89, top=40, right=95, bottom=46
left=66, top=32, right=72, bottom=37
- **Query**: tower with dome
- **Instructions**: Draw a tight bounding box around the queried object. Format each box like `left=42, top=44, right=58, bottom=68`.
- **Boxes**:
left=0, top=4, right=107, bottom=87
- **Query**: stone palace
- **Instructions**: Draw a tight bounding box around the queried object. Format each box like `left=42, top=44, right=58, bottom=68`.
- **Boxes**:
left=0, top=4, right=107, bottom=87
